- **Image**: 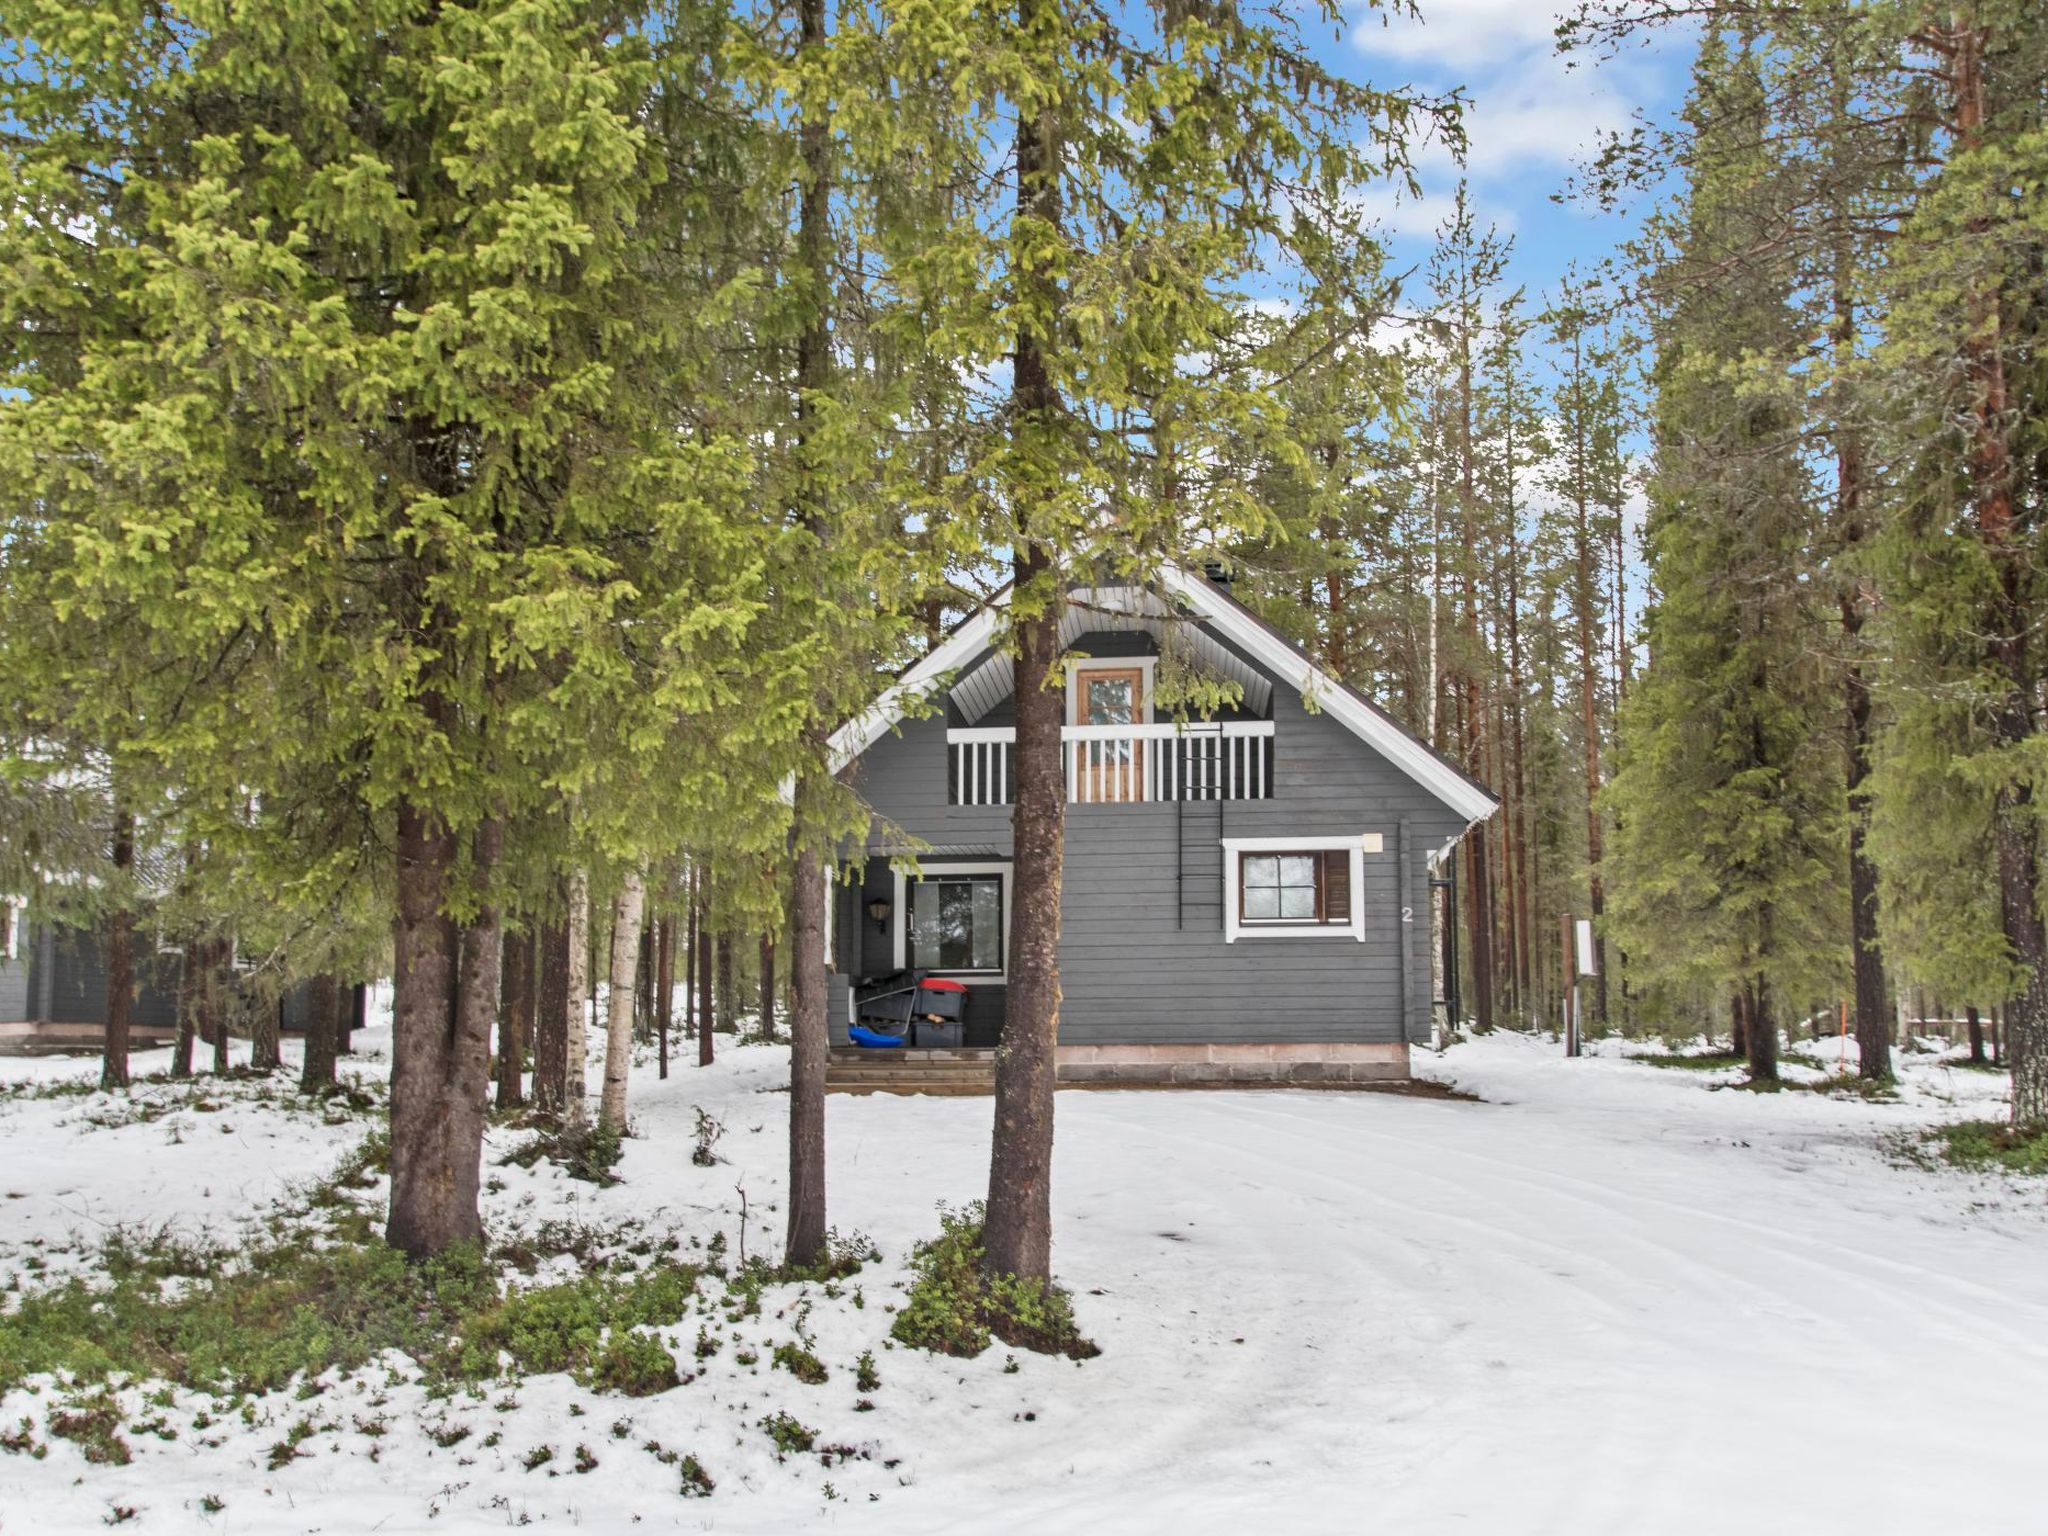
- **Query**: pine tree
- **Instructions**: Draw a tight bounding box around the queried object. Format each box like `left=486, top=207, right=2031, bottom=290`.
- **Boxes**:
left=1604, top=30, right=1847, bottom=1081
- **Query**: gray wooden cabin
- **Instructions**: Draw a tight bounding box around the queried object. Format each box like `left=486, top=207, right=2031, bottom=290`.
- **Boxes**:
left=0, top=908, right=182, bottom=1054
left=825, top=565, right=1498, bottom=1086
left=0, top=905, right=355, bottom=1057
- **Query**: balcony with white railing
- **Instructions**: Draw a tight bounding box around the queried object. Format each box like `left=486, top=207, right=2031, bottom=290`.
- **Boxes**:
left=947, top=721, right=1276, bottom=806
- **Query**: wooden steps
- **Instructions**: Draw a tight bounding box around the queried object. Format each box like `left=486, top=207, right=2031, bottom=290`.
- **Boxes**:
left=826, top=1046, right=996, bottom=1095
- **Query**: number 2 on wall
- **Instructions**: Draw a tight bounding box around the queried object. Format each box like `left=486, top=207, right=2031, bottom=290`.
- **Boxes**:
left=1400, top=905, right=1413, bottom=924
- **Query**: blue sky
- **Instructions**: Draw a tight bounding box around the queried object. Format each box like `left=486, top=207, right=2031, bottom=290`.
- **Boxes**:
left=1324, top=0, right=1695, bottom=313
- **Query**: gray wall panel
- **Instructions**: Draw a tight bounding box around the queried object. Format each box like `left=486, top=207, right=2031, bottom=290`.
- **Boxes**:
left=837, top=638, right=1478, bottom=1047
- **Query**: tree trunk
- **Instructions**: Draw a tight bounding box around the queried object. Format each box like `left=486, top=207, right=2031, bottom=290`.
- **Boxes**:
left=207, top=939, right=232, bottom=1075
left=299, top=972, right=340, bottom=1092
left=685, top=883, right=699, bottom=1041
left=656, top=914, right=673, bottom=1079
left=1745, top=974, right=1779, bottom=1083
left=1730, top=989, right=1748, bottom=1060
left=986, top=561, right=1065, bottom=1283
left=497, top=929, right=531, bottom=1110
left=716, top=931, right=734, bottom=1032
left=171, top=946, right=198, bottom=1081
left=251, top=993, right=282, bottom=1072
left=100, top=809, right=136, bottom=1090
left=1968, top=1004, right=1985, bottom=1065
left=1843, top=672, right=1891, bottom=1082
left=759, top=932, right=776, bottom=1041
left=386, top=805, right=497, bottom=1259
left=343, top=981, right=363, bottom=1054
left=786, top=840, right=829, bottom=1269
left=696, top=888, right=715, bottom=1067
left=533, top=914, right=568, bottom=1115
left=564, top=868, right=590, bottom=1124
left=600, top=871, right=645, bottom=1132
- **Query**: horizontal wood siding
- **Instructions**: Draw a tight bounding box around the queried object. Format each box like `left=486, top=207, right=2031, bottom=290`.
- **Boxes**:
left=841, top=643, right=1475, bottom=1047
left=0, top=956, right=27, bottom=1024
left=842, top=711, right=1015, bottom=849
left=26, top=923, right=182, bottom=1029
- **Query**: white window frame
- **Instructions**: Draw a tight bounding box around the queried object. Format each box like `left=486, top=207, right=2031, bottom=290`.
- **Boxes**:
left=1221, top=835, right=1381, bottom=943
left=1065, top=656, right=1158, bottom=727
left=892, top=861, right=1013, bottom=980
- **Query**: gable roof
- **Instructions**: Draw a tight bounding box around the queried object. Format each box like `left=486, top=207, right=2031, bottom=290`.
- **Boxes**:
left=828, top=563, right=1500, bottom=825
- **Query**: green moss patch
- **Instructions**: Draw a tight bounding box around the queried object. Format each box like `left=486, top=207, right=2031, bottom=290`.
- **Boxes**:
left=889, top=1204, right=1098, bottom=1362
left=1926, top=1120, right=2048, bottom=1176
left=0, top=1131, right=701, bottom=1401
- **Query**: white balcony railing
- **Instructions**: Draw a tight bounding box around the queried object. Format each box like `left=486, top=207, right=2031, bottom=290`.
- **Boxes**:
left=947, top=721, right=1276, bottom=806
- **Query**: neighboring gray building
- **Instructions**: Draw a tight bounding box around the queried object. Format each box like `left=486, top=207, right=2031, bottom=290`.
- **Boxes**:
left=0, top=908, right=182, bottom=1054
left=0, top=904, right=356, bottom=1056
left=825, top=565, right=1498, bottom=1087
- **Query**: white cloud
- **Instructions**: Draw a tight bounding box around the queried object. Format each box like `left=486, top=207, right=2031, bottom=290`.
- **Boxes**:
left=1352, top=0, right=1567, bottom=70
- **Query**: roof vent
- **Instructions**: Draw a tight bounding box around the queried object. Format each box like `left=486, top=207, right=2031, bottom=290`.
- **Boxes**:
left=1201, top=559, right=1234, bottom=590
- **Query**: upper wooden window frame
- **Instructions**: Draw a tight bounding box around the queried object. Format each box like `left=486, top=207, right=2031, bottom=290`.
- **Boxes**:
left=1220, top=835, right=1377, bottom=943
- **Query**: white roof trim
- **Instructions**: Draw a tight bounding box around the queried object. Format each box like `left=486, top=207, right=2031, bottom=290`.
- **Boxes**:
left=831, top=566, right=1499, bottom=824
left=1152, top=566, right=1497, bottom=823
left=826, top=591, right=1010, bottom=774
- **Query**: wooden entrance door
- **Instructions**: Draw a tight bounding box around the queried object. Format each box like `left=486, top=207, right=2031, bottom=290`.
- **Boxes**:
left=1076, top=666, right=1144, bottom=801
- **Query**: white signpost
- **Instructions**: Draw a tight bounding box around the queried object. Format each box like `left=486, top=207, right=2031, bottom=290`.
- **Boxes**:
left=1563, top=916, right=1598, bottom=1058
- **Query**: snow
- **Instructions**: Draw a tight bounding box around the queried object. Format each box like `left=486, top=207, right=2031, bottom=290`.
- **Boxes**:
left=3, top=1023, right=2045, bottom=1534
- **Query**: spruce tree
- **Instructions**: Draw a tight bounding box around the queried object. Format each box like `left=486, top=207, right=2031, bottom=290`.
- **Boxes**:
left=1604, top=30, right=1847, bottom=1081
left=0, top=0, right=786, bottom=1255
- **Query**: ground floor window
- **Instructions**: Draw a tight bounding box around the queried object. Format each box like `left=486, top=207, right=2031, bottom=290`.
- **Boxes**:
left=1222, top=837, right=1373, bottom=942
left=1240, top=851, right=1349, bottom=925
left=905, top=873, right=1004, bottom=974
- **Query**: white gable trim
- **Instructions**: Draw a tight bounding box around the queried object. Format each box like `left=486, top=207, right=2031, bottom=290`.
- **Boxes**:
left=826, top=593, right=1009, bottom=775
left=1153, top=565, right=1498, bottom=824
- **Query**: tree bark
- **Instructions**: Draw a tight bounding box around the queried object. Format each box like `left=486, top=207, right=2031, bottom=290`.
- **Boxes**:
left=533, top=914, right=568, bottom=1115
left=171, top=946, right=198, bottom=1081
left=207, top=939, right=232, bottom=1075
left=564, top=868, right=590, bottom=1124
left=1745, top=973, right=1779, bottom=1083
left=1968, top=1004, right=1985, bottom=1065
left=685, top=881, right=699, bottom=1042
left=496, top=928, right=532, bottom=1110
left=982, top=36, right=1067, bottom=1284
left=656, top=913, right=673, bottom=1080
left=987, top=584, right=1065, bottom=1282
left=100, top=809, right=136, bottom=1090
left=1730, top=989, right=1748, bottom=1060
left=786, top=840, right=829, bottom=1269
left=696, top=884, right=715, bottom=1067
left=600, top=870, right=645, bottom=1132
left=716, top=931, right=734, bottom=1033
left=300, top=972, right=340, bottom=1092
left=251, top=992, right=282, bottom=1072
left=386, top=804, right=497, bottom=1259
left=759, top=931, right=776, bottom=1041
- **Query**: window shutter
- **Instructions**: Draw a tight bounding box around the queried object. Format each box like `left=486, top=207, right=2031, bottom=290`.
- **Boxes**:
left=1321, top=850, right=1351, bottom=924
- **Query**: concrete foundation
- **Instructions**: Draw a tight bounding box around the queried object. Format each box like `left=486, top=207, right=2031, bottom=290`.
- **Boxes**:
left=1054, top=1040, right=1409, bottom=1086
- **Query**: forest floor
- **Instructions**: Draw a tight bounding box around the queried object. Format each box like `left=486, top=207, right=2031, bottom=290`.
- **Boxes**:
left=1, top=1013, right=2043, bottom=1535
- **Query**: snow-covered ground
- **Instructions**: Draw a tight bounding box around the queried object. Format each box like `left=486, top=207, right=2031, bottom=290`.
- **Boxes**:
left=3, top=1021, right=2044, bottom=1535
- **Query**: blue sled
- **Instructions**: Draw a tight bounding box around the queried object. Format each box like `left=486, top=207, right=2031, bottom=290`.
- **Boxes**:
left=847, top=1025, right=907, bottom=1049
